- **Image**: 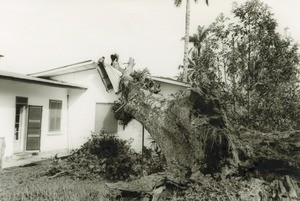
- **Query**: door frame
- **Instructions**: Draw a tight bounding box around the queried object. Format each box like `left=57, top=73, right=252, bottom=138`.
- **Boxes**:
left=14, top=97, right=28, bottom=153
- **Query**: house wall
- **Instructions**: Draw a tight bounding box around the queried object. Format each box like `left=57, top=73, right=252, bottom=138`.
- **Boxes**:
left=0, top=79, right=69, bottom=157
left=52, top=69, right=187, bottom=152
left=159, top=82, right=187, bottom=96
left=117, top=120, right=152, bottom=153
left=53, top=69, right=117, bottom=150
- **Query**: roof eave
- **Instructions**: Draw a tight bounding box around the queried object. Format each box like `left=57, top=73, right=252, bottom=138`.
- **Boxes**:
left=150, top=76, right=190, bottom=87
left=29, top=60, right=95, bottom=77
left=0, top=75, right=87, bottom=90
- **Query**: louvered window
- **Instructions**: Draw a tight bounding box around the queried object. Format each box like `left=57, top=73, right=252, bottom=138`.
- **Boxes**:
left=49, top=100, right=62, bottom=132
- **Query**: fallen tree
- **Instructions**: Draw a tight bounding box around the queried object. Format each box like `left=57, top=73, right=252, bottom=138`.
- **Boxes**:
left=109, top=58, right=300, bottom=200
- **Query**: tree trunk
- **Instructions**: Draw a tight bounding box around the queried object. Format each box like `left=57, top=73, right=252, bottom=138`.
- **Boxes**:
left=111, top=60, right=300, bottom=199
left=183, top=0, right=190, bottom=82
left=114, top=61, right=300, bottom=182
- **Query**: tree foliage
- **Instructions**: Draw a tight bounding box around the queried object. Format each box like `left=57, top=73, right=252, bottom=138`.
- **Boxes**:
left=113, top=69, right=160, bottom=127
left=174, top=0, right=209, bottom=81
left=185, top=0, right=300, bottom=131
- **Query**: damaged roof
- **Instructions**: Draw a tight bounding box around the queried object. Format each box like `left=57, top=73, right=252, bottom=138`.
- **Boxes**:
left=30, top=60, right=190, bottom=90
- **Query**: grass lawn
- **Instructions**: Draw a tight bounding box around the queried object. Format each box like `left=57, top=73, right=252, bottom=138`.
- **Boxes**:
left=0, top=160, right=115, bottom=201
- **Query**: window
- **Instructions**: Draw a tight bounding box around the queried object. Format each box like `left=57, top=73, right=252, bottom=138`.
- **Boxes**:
left=49, top=100, right=62, bottom=132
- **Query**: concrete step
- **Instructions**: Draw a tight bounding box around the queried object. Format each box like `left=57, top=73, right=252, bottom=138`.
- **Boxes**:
left=11, top=152, right=33, bottom=160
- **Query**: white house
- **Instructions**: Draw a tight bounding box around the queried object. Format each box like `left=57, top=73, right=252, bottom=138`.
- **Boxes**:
left=0, top=70, right=86, bottom=158
left=0, top=60, right=188, bottom=159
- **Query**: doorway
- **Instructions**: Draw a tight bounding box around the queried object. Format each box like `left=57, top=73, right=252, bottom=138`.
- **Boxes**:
left=14, top=97, right=28, bottom=153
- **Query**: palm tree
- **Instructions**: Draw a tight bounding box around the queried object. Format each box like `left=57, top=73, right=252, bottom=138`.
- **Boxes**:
left=174, top=0, right=209, bottom=82
left=188, top=25, right=210, bottom=58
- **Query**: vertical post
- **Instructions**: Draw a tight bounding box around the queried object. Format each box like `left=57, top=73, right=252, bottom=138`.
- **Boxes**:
left=183, top=0, right=191, bottom=82
left=141, top=125, right=145, bottom=173
left=0, top=137, right=6, bottom=173
left=66, top=94, right=71, bottom=154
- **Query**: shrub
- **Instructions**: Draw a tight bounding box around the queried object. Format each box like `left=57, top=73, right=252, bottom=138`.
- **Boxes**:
left=47, top=132, right=139, bottom=181
left=47, top=131, right=166, bottom=181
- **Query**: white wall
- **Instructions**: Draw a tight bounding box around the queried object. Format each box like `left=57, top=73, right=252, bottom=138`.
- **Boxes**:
left=53, top=69, right=117, bottom=150
left=159, top=82, right=186, bottom=96
left=0, top=79, right=70, bottom=157
left=117, top=120, right=152, bottom=152
left=53, top=68, right=187, bottom=152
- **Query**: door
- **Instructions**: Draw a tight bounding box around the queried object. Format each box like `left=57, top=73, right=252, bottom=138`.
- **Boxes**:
left=26, top=106, right=42, bottom=151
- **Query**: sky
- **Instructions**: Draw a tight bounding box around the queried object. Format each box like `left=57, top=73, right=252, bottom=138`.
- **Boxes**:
left=0, top=0, right=299, bottom=78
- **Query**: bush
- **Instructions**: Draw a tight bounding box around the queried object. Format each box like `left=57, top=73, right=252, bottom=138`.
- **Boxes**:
left=47, top=132, right=140, bottom=181
left=47, top=131, right=166, bottom=181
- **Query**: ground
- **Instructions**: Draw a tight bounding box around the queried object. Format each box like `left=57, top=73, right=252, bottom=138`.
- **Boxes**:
left=0, top=160, right=114, bottom=201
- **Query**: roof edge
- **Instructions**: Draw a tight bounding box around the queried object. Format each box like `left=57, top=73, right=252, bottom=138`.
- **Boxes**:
left=0, top=72, right=87, bottom=90
left=150, top=76, right=190, bottom=87
left=29, top=60, right=94, bottom=77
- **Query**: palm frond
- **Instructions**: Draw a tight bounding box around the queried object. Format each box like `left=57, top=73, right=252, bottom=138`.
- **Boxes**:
left=174, top=0, right=182, bottom=7
left=189, top=35, right=198, bottom=43
left=198, top=27, right=210, bottom=42
left=188, top=47, right=195, bottom=54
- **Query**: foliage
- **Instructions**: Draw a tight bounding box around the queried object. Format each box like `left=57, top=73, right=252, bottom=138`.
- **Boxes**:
left=113, top=69, right=160, bottom=127
left=47, top=132, right=166, bottom=181
left=47, top=132, right=139, bottom=181
left=185, top=0, right=300, bottom=132
left=112, top=99, right=134, bottom=127
left=142, top=145, right=166, bottom=175
left=130, top=69, right=161, bottom=94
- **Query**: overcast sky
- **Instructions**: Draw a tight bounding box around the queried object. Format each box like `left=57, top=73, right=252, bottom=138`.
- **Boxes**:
left=0, top=0, right=299, bottom=78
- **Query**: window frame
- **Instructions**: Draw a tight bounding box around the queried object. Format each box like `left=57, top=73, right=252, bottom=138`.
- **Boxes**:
left=48, top=99, right=62, bottom=132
